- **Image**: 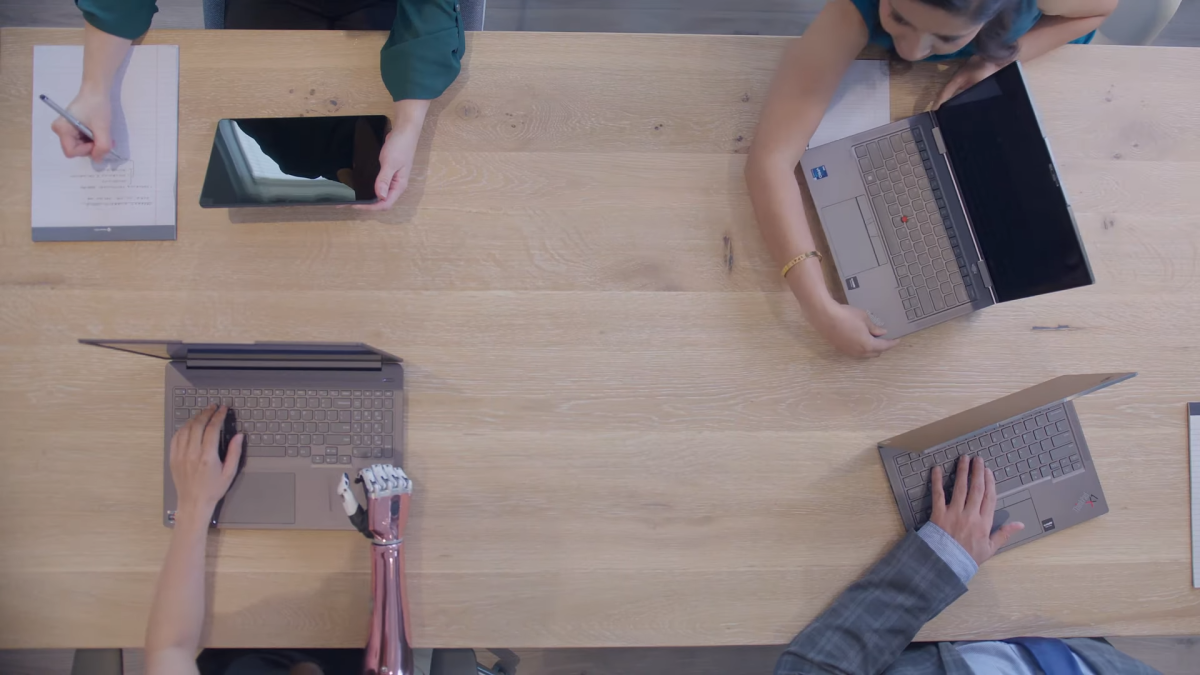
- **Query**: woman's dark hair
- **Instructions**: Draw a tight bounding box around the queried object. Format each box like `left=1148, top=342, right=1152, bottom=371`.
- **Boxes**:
left=916, top=0, right=1021, bottom=62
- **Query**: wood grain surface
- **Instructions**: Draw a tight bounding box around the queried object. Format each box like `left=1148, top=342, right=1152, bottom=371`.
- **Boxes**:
left=1, top=29, right=1199, bottom=650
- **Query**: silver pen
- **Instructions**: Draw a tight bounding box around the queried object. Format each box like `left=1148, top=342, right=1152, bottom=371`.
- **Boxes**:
left=39, top=94, right=125, bottom=160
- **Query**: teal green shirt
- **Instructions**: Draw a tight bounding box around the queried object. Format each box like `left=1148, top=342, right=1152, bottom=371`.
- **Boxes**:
left=75, top=0, right=464, bottom=101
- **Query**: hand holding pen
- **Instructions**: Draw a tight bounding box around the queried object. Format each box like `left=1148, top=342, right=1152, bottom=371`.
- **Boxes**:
left=41, top=93, right=125, bottom=162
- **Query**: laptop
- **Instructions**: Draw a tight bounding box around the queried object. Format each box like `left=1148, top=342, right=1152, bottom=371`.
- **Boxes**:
left=801, top=62, right=1093, bottom=338
left=879, top=373, right=1134, bottom=551
left=80, top=339, right=404, bottom=530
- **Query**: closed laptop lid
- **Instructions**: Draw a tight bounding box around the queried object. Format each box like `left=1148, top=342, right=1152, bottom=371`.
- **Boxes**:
left=79, top=339, right=401, bottom=364
left=879, top=373, right=1135, bottom=454
left=934, top=61, right=1093, bottom=303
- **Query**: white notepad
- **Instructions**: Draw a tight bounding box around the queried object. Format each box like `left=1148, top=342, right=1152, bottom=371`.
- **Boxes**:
left=808, top=59, right=891, bottom=149
left=1190, top=403, right=1200, bottom=587
left=31, top=45, right=179, bottom=241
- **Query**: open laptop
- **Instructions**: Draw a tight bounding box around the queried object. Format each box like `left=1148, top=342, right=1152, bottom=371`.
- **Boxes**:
left=801, top=62, right=1093, bottom=338
left=80, top=339, right=404, bottom=530
left=879, top=373, right=1134, bottom=551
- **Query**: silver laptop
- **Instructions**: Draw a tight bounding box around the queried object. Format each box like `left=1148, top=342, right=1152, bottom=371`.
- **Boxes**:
left=80, top=339, right=404, bottom=530
left=801, top=62, right=1093, bottom=338
left=879, top=373, right=1134, bottom=551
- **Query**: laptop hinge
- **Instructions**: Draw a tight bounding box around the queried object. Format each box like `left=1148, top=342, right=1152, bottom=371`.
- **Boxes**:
left=184, top=357, right=381, bottom=370
left=931, top=126, right=948, bottom=155
left=975, top=258, right=995, bottom=290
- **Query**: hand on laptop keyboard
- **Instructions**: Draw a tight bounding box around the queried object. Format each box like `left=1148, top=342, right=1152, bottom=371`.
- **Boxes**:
left=169, top=404, right=245, bottom=523
left=929, top=456, right=1025, bottom=565
left=809, top=301, right=899, bottom=358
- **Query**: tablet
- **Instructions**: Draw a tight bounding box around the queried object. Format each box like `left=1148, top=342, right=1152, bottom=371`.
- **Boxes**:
left=199, top=115, right=391, bottom=208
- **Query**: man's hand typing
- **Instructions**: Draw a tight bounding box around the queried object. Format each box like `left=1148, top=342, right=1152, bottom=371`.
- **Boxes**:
left=930, top=455, right=1025, bottom=566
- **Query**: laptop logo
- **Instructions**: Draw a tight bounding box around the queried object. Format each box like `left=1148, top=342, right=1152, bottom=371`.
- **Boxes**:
left=811, top=166, right=828, bottom=180
left=1041, top=517, right=1055, bottom=532
left=846, top=277, right=860, bottom=290
left=1072, top=493, right=1100, bottom=513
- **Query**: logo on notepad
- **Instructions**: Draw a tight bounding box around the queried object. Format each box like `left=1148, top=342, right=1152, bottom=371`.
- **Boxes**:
left=811, top=166, right=828, bottom=180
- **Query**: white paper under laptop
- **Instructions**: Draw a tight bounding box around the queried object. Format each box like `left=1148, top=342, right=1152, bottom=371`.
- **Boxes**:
left=808, top=59, right=890, bottom=149
left=31, top=45, right=179, bottom=241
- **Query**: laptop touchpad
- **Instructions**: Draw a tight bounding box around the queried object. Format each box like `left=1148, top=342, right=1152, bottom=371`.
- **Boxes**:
left=993, top=498, right=1042, bottom=549
left=219, top=472, right=296, bottom=525
left=822, top=198, right=880, bottom=276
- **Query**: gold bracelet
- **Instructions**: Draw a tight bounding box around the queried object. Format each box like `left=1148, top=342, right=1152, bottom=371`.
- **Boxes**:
left=781, top=251, right=822, bottom=278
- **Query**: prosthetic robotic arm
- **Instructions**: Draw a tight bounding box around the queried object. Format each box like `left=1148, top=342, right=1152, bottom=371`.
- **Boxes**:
left=338, top=465, right=414, bottom=675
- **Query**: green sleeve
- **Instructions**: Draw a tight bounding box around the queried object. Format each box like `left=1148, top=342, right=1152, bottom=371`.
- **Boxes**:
left=75, top=0, right=158, bottom=40
left=381, top=0, right=465, bottom=102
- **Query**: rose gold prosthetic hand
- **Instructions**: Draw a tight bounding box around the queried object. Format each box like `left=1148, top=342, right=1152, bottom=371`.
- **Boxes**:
left=341, top=465, right=413, bottom=675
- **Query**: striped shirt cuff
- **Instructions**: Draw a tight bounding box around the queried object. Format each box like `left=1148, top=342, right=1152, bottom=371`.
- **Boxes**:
left=918, top=522, right=978, bottom=584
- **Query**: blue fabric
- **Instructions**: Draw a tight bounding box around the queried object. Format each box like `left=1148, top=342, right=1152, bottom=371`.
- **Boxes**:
left=847, top=0, right=1094, bottom=61
left=917, top=522, right=978, bottom=584
left=957, top=640, right=1099, bottom=675
left=1008, top=637, right=1088, bottom=675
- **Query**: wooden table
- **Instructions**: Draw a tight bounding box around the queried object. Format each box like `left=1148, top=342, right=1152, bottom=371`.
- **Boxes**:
left=2, top=28, right=1199, bottom=650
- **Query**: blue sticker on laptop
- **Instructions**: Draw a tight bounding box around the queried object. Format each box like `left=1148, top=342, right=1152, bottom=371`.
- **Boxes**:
left=811, top=166, right=828, bottom=180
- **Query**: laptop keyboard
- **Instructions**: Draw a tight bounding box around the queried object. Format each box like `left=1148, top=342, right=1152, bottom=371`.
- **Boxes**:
left=172, top=387, right=395, bottom=466
left=853, top=128, right=976, bottom=321
left=892, top=404, right=1083, bottom=528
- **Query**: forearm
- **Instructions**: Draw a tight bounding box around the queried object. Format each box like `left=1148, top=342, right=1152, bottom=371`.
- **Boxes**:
left=1014, top=12, right=1109, bottom=62
left=80, top=22, right=133, bottom=97
left=145, top=506, right=212, bottom=667
left=394, top=98, right=431, bottom=131
left=774, top=533, right=966, bottom=675
left=745, top=156, right=836, bottom=313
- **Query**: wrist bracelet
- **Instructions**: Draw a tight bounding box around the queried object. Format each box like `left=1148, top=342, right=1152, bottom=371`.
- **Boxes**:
left=781, top=251, right=822, bottom=278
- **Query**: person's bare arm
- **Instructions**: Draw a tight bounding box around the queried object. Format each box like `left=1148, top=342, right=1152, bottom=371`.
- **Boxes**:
left=145, top=405, right=244, bottom=675
left=935, top=0, right=1117, bottom=106
left=51, top=22, right=132, bottom=160
left=745, top=0, right=899, bottom=358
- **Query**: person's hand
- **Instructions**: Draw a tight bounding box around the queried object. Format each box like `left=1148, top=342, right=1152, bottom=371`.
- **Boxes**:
left=169, top=404, right=243, bottom=519
left=50, top=89, right=113, bottom=161
left=934, top=55, right=1005, bottom=109
left=355, top=121, right=423, bottom=212
left=809, top=301, right=899, bottom=358
left=930, top=455, right=1025, bottom=565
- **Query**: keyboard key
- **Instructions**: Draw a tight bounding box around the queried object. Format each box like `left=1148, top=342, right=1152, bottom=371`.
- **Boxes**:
left=325, top=447, right=339, bottom=455
left=248, top=447, right=286, bottom=457
left=902, top=474, right=922, bottom=488
left=1035, top=414, right=1047, bottom=427
left=995, top=477, right=1022, bottom=495
left=1005, top=452, right=1019, bottom=464
left=330, top=423, right=351, bottom=433
left=353, top=447, right=373, bottom=458
left=287, top=447, right=298, bottom=457
left=334, top=399, right=352, bottom=409
left=327, top=435, right=352, bottom=445
left=1051, top=432, right=1072, bottom=448
left=1017, top=460, right=1029, bottom=473
left=287, top=434, right=298, bottom=444
left=1040, top=466, right=1052, bottom=478
left=856, top=145, right=868, bottom=157
left=312, top=455, right=325, bottom=464
left=1038, top=452, right=1051, bottom=466
left=1021, top=432, right=1036, bottom=446
left=174, top=408, right=190, bottom=419
left=300, top=447, right=311, bottom=457
left=313, top=434, right=324, bottom=444
left=1050, top=444, right=1076, bottom=462
left=907, top=485, right=928, bottom=500
left=1047, top=408, right=1066, bottom=422
left=339, top=456, right=351, bottom=465
left=1052, top=470, right=1062, bottom=478
left=1072, top=462, right=1083, bottom=472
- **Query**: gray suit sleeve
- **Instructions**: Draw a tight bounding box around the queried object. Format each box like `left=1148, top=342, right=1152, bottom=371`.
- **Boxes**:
left=774, top=532, right=968, bottom=675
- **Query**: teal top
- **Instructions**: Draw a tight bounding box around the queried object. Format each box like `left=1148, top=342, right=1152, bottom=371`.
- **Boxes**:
left=74, top=0, right=464, bottom=101
left=847, top=0, right=1094, bottom=61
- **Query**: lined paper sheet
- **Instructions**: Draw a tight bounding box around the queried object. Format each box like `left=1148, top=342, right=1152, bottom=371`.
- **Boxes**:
left=1190, top=403, right=1200, bottom=587
left=808, top=60, right=891, bottom=149
left=31, top=45, right=179, bottom=241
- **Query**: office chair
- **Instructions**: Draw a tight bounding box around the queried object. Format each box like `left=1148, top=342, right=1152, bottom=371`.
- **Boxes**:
left=1094, top=0, right=1182, bottom=45
left=203, top=0, right=487, bottom=31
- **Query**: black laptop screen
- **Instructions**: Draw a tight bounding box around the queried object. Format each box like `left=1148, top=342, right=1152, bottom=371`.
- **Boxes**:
left=934, top=63, right=1093, bottom=303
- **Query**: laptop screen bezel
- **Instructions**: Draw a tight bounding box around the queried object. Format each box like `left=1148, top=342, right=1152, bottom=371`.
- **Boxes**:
left=79, top=339, right=402, bottom=364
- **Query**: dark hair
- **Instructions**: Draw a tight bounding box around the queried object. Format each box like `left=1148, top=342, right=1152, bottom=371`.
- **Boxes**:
left=916, top=0, right=1020, bottom=62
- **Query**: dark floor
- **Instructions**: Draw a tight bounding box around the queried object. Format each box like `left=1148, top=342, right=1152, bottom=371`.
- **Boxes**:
left=2, top=1, right=1199, bottom=673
